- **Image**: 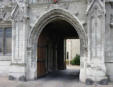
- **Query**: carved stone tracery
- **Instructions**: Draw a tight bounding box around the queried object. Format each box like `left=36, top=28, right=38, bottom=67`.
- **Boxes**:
left=87, top=0, right=107, bottom=83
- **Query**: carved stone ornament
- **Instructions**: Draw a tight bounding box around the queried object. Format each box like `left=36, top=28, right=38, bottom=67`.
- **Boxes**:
left=0, top=7, right=11, bottom=21
left=15, top=0, right=25, bottom=8
left=0, top=8, right=6, bottom=20
left=11, top=4, right=24, bottom=22
left=87, top=0, right=105, bottom=14
left=87, top=0, right=107, bottom=83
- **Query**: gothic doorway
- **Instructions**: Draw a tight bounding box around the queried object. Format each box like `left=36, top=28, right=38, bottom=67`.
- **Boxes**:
left=27, top=9, right=87, bottom=82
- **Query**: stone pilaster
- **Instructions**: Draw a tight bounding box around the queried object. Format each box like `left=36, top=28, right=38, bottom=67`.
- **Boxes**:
left=86, top=0, right=108, bottom=85
left=9, top=1, right=29, bottom=81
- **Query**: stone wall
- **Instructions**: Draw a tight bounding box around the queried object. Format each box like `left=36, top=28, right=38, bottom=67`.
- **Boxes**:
left=0, top=0, right=112, bottom=84
left=0, top=0, right=12, bottom=76
left=105, top=2, right=113, bottom=81
left=0, top=61, right=11, bottom=76
left=29, top=0, right=87, bottom=32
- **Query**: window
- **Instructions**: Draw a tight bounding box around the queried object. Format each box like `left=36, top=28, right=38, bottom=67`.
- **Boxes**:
left=0, top=28, right=12, bottom=56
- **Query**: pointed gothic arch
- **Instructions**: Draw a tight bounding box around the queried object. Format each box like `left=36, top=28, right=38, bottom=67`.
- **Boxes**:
left=26, top=9, right=88, bottom=82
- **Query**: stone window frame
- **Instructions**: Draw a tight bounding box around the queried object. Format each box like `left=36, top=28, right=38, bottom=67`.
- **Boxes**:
left=0, top=25, right=12, bottom=61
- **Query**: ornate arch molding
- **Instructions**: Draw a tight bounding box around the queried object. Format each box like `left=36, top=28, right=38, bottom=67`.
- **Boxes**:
left=26, top=9, right=87, bottom=80
left=29, top=9, right=87, bottom=49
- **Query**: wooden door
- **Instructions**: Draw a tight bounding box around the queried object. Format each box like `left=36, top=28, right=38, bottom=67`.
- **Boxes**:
left=37, top=34, right=48, bottom=77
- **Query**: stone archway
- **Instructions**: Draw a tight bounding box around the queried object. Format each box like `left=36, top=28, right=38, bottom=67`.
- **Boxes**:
left=26, top=9, right=87, bottom=82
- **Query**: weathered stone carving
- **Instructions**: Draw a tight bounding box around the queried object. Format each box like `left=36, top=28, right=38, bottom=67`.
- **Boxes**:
left=11, top=5, right=24, bottom=22
left=0, top=8, right=6, bottom=20
left=15, top=0, right=25, bottom=8
left=0, top=0, right=15, bottom=21
left=0, top=7, right=11, bottom=21
left=87, top=0, right=108, bottom=83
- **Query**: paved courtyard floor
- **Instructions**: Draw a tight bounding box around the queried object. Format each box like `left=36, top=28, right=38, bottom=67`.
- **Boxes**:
left=0, top=66, right=113, bottom=87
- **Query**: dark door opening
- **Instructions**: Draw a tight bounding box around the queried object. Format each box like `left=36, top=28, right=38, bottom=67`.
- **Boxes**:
left=37, top=19, right=80, bottom=78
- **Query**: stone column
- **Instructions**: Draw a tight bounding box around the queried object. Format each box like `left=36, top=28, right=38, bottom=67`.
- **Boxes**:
left=86, top=0, right=108, bottom=85
left=9, top=1, right=29, bottom=81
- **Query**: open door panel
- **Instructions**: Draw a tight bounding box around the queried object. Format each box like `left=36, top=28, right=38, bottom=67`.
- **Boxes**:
left=37, top=33, right=48, bottom=77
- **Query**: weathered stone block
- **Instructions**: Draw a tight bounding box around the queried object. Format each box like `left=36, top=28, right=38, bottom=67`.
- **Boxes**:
left=86, top=78, right=94, bottom=85
left=97, top=79, right=109, bottom=85
left=19, top=76, right=26, bottom=81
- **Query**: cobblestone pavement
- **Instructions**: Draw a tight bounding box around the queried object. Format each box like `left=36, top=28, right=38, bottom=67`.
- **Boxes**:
left=0, top=68, right=113, bottom=87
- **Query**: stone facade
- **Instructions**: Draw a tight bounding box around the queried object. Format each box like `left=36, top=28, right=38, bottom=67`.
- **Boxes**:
left=0, top=0, right=113, bottom=85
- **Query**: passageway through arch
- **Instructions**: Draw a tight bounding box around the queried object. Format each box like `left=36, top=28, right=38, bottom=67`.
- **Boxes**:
left=37, top=19, right=80, bottom=78
left=27, top=9, right=87, bottom=82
